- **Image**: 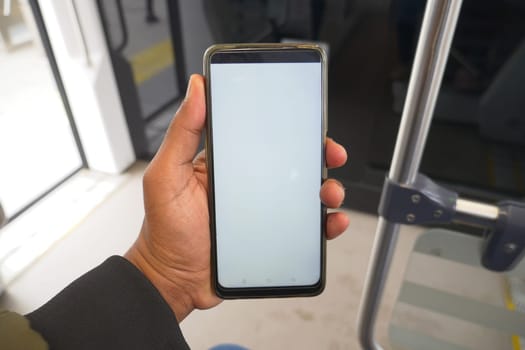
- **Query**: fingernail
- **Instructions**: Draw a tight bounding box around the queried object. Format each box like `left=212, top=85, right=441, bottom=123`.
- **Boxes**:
left=339, top=184, right=346, bottom=207
left=185, top=76, right=193, bottom=98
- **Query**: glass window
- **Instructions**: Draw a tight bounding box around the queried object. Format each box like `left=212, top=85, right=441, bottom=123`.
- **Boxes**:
left=0, top=0, right=83, bottom=224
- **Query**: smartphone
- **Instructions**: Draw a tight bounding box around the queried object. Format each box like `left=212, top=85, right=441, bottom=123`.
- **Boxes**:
left=203, top=44, right=327, bottom=298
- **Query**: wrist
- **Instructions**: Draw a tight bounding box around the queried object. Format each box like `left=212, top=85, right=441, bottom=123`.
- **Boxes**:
left=124, top=236, right=194, bottom=322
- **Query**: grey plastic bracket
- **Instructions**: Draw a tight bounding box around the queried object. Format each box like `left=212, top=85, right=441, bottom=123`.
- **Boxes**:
left=482, top=201, right=525, bottom=271
left=378, top=174, right=525, bottom=272
left=378, top=174, right=458, bottom=225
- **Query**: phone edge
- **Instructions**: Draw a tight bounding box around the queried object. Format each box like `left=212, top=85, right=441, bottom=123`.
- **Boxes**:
left=203, top=43, right=328, bottom=299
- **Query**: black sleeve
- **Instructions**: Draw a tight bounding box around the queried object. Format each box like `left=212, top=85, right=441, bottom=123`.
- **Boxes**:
left=26, top=256, right=190, bottom=350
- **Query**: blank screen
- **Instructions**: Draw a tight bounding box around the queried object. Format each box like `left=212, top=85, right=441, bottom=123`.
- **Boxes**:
left=210, top=60, right=322, bottom=288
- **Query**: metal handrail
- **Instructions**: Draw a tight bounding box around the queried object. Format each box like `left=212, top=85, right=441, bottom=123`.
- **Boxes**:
left=356, top=0, right=464, bottom=349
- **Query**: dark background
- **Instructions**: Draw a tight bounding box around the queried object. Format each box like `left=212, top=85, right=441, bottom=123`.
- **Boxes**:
left=98, top=0, right=525, bottom=214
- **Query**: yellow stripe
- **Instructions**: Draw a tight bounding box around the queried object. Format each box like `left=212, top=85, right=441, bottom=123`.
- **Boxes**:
left=503, top=278, right=521, bottom=350
left=512, top=336, right=522, bottom=350
left=503, top=279, right=517, bottom=312
left=130, top=39, right=174, bottom=85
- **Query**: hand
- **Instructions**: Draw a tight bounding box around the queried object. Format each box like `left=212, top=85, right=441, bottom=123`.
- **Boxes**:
left=125, top=75, right=349, bottom=322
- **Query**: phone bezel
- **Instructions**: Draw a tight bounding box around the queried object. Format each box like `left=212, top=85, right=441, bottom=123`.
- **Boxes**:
left=203, top=44, right=328, bottom=299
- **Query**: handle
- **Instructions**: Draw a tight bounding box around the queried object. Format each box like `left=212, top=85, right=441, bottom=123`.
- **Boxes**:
left=95, top=0, right=129, bottom=53
left=114, top=0, right=128, bottom=53
left=356, top=0, right=464, bottom=349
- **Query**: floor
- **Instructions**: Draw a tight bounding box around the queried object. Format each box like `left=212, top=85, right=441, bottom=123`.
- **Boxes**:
left=0, top=161, right=423, bottom=350
left=181, top=212, right=422, bottom=350
left=1, top=161, right=519, bottom=349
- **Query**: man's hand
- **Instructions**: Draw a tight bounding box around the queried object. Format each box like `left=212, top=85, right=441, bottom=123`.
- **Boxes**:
left=125, top=74, right=349, bottom=322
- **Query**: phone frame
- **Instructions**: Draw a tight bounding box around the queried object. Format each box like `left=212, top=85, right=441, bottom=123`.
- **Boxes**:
left=203, top=43, right=328, bottom=299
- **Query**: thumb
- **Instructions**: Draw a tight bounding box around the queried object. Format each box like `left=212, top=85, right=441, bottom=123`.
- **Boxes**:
left=156, top=74, right=206, bottom=166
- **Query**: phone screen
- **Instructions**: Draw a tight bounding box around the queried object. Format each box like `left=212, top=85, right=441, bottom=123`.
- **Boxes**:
left=208, top=49, right=324, bottom=293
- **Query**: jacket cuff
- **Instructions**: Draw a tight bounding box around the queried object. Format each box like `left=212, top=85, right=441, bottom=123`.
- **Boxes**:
left=26, top=256, right=189, bottom=350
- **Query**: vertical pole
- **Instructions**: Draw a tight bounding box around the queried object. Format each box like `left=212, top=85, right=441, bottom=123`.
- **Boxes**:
left=356, top=0, right=464, bottom=349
